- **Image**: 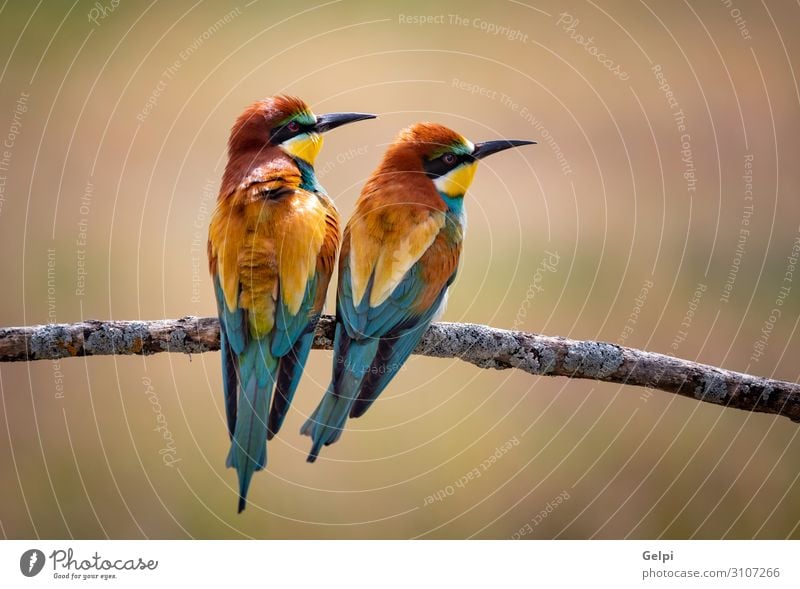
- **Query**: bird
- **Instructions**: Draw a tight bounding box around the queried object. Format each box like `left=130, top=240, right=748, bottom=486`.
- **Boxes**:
left=207, top=95, right=375, bottom=511
left=301, top=122, right=535, bottom=461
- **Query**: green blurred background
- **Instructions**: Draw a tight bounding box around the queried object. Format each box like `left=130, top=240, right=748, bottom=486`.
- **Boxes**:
left=1, top=0, right=799, bottom=539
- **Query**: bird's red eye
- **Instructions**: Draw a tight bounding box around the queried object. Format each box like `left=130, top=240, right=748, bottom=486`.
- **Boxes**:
left=443, top=153, right=457, bottom=165
left=286, top=121, right=300, bottom=132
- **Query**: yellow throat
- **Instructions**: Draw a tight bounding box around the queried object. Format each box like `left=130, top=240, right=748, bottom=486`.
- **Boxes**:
left=434, top=161, right=478, bottom=197
left=282, top=132, right=324, bottom=164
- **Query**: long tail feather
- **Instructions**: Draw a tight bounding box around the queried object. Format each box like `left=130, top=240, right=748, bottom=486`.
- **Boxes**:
left=302, top=327, right=379, bottom=461
left=268, top=325, right=315, bottom=440
left=215, top=276, right=246, bottom=439
left=305, top=374, right=357, bottom=463
left=349, top=325, right=426, bottom=418
left=226, top=340, right=276, bottom=512
left=220, top=330, right=238, bottom=438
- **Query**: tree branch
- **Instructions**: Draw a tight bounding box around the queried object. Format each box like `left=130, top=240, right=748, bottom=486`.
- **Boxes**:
left=1, top=316, right=798, bottom=422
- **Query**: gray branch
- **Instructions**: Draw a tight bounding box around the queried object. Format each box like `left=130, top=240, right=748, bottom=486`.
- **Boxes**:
left=1, top=316, right=798, bottom=423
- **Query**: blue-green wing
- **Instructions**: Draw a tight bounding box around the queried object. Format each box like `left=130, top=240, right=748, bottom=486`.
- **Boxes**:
left=302, top=254, right=452, bottom=460
left=348, top=270, right=455, bottom=418
left=214, top=275, right=246, bottom=438
left=266, top=275, right=319, bottom=438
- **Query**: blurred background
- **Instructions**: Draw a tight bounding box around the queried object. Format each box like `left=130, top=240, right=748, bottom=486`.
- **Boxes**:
left=1, top=0, right=799, bottom=539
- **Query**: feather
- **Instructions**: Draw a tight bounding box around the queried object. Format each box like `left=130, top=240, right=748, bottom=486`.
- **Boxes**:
left=303, top=324, right=380, bottom=462
left=303, top=121, right=531, bottom=460
left=350, top=285, right=450, bottom=418
left=268, top=319, right=317, bottom=439
left=209, top=154, right=339, bottom=509
left=302, top=222, right=460, bottom=460
left=226, top=339, right=276, bottom=513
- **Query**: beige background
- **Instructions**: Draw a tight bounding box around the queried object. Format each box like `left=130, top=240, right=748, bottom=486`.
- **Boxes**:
left=1, top=0, right=799, bottom=538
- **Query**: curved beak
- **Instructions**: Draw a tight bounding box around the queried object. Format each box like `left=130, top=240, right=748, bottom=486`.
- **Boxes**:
left=472, top=139, right=536, bottom=160
left=315, top=112, right=376, bottom=133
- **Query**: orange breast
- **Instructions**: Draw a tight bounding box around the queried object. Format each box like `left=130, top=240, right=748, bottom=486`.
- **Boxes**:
left=209, top=187, right=331, bottom=338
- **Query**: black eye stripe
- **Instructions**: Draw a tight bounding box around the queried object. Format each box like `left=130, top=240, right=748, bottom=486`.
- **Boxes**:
left=270, top=120, right=315, bottom=144
left=423, top=152, right=474, bottom=179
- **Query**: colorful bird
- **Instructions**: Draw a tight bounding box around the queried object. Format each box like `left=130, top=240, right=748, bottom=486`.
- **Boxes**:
left=302, top=122, right=535, bottom=461
left=207, top=95, right=375, bottom=511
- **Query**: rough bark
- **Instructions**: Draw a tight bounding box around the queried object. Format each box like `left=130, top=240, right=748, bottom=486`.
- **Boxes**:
left=1, top=316, right=798, bottom=422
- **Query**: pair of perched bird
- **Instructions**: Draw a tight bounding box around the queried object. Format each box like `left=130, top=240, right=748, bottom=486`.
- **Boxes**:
left=207, top=95, right=534, bottom=512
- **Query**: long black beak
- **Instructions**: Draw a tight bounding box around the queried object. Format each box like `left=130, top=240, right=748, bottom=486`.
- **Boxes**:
left=472, top=139, right=536, bottom=160
left=315, top=112, right=376, bottom=133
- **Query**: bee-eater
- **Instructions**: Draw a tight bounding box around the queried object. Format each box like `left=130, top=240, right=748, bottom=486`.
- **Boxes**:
left=302, top=123, right=535, bottom=461
left=207, top=95, right=375, bottom=511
